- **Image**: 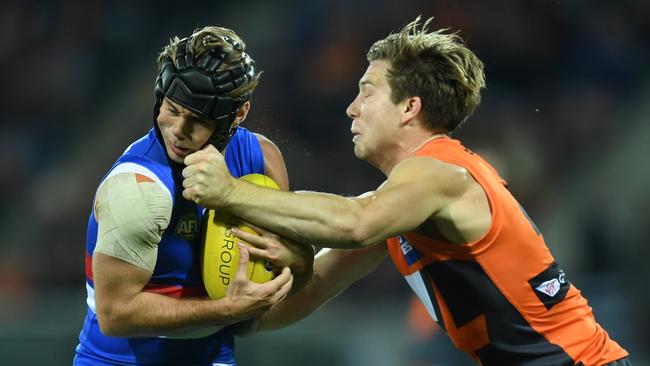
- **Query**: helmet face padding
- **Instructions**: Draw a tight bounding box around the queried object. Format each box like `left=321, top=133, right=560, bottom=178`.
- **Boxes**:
left=153, top=36, right=256, bottom=152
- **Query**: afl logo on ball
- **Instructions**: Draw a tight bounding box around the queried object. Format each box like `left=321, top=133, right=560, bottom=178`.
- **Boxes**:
left=176, top=214, right=199, bottom=241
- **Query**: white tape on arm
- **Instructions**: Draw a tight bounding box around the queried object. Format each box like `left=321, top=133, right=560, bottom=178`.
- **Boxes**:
left=94, top=171, right=172, bottom=272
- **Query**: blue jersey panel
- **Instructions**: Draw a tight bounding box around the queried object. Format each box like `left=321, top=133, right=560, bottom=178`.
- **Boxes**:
left=77, top=127, right=264, bottom=365
left=225, top=127, right=265, bottom=177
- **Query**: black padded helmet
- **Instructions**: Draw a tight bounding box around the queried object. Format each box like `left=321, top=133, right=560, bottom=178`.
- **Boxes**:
left=153, top=35, right=257, bottom=152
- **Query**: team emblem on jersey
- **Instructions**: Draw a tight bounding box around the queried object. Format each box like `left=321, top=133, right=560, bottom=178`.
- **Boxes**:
left=175, top=213, right=199, bottom=241
left=529, top=262, right=569, bottom=309
left=535, top=276, right=563, bottom=297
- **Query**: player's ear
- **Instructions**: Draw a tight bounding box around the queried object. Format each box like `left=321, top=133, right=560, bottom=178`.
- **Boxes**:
left=234, top=101, right=251, bottom=124
left=400, top=96, right=422, bottom=126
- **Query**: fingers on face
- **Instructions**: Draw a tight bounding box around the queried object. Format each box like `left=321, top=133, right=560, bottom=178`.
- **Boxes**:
left=203, top=144, right=218, bottom=153
left=184, top=147, right=213, bottom=166
left=183, top=152, right=198, bottom=166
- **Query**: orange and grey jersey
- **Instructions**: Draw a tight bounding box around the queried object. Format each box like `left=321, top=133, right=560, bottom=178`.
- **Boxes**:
left=387, top=138, right=628, bottom=365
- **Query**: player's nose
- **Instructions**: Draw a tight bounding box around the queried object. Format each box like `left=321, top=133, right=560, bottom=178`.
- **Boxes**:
left=346, top=95, right=360, bottom=119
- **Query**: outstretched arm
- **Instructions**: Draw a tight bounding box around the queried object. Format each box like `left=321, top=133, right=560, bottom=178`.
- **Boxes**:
left=231, top=230, right=388, bottom=335
left=257, top=243, right=387, bottom=331
left=183, top=148, right=469, bottom=248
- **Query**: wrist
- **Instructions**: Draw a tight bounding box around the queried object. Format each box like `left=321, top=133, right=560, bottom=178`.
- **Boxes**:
left=219, top=297, right=237, bottom=323
left=220, top=175, right=240, bottom=209
left=292, top=255, right=313, bottom=275
left=295, top=246, right=315, bottom=274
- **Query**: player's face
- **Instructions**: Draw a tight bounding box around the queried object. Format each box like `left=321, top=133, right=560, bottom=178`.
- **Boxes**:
left=346, top=60, right=402, bottom=163
left=157, top=98, right=217, bottom=163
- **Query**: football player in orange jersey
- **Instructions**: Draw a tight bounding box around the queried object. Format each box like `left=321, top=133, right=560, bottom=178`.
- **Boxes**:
left=182, top=17, right=630, bottom=365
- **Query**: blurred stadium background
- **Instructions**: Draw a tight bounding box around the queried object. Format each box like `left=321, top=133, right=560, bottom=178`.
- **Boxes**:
left=0, top=0, right=648, bottom=365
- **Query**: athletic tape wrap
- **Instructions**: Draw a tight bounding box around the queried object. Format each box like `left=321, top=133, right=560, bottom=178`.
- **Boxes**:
left=153, top=36, right=256, bottom=152
left=94, top=172, right=172, bottom=273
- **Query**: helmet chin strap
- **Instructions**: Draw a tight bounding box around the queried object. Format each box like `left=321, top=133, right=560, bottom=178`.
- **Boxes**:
left=153, top=35, right=256, bottom=154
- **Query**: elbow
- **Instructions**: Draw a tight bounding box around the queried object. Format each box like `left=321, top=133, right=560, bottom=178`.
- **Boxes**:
left=327, top=205, right=375, bottom=248
left=96, top=303, right=131, bottom=337
left=98, top=323, right=121, bottom=338
left=340, top=220, right=373, bottom=248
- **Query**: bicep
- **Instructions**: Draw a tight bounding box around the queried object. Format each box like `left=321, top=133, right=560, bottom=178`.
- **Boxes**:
left=93, top=252, right=153, bottom=305
left=256, top=133, right=289, bottom=191
left=91, top=171, right=173, bottom=324
left=355, top=157, right=469, bottom=245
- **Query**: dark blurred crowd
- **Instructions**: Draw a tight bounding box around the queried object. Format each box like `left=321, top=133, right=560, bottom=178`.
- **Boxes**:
left=1, top=0, right=648, bottom=364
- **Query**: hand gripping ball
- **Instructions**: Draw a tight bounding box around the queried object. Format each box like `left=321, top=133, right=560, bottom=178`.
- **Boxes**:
left=201, top=174, right=279, bottom=299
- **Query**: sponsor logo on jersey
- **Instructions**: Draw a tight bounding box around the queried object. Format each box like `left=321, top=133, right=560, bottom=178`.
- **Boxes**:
left=176, top=213, right=199, bottom=241
left=400, top=235, right=423, bottom=266
left=529, top=263, right=569, bottom=310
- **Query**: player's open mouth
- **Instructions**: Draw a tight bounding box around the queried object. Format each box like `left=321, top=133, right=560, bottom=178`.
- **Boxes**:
left=170, top=143, right=192, bottom=156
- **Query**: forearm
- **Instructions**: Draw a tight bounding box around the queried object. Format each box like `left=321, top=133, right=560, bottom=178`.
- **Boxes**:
left=225, top=182, right=367, bottom=248
left=257, top=244, right=388, bottom=332
left=255, top=273, right=327, bottom=331
left=97, top=291, right=238, bottom=337
left=287, top=250, right=314, bottom=298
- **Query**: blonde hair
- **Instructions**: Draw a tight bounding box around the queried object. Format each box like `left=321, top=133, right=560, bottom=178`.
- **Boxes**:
left=158, top=26, right=260, bottom=100
left=367, top=16, right=485, bottom=132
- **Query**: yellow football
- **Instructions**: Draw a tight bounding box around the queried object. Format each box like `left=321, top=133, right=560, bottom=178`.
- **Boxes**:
left=201, top=174, right=279, bottom=299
